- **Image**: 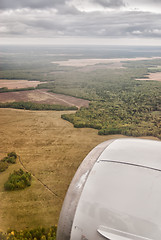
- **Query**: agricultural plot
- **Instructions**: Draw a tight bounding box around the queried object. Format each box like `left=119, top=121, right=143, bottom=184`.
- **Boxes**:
left=0, top=89, right=89, bottom=108
left=0, top=79, right=44, bottom=89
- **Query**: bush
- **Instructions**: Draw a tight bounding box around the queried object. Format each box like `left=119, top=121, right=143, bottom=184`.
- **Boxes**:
left=4, top=169, right=32, bottom=191
left=2, top=156, right=16, bottom=164
left=0, top=152, right=17, bottom=173
left=7, top=152, right=17, bottom=159
left=0, top=161, right=8, bottom=172
left=1, top=152, right=17, bottom=164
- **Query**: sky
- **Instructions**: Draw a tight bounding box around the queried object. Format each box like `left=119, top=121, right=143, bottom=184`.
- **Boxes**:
left=1, top=0, right=161, bottom=45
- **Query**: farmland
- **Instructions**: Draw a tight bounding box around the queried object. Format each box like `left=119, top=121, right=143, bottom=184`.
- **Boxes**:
left=0, top=79, right=44, bottom=89
left=0, top=89, right=89, bottom=108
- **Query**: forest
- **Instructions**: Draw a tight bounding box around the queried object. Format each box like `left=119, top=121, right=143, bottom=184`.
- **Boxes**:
left=50, top=60, right=161, bottom=139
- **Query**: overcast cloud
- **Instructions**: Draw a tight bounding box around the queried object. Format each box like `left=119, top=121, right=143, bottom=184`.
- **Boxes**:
left=0, top=0, right=161, bottom=45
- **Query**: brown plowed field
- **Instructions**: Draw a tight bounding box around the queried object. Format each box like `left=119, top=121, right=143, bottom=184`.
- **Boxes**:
left=0, top=89, right=89, bottom=108
left=0, top=79, right=45, bottom=89
left=137, top=72, right=161, bottom=82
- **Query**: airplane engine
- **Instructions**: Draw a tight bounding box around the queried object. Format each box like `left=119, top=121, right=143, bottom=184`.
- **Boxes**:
left=57, top=138, right=161, bottom=240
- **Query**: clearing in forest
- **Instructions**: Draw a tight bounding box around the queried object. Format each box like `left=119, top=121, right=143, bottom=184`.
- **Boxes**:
left=137, top=72, right=161, bottom=82
left=0, top=89, right=89, bottom=108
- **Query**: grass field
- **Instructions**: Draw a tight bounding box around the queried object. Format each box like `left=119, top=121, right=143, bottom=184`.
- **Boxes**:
left=0, top=108, right=158, bottom=232
left=0, top=108, right=120, bottom=232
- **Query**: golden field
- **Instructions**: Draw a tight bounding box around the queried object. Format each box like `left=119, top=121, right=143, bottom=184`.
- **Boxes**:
left=0, top=108, right=113, bottom=232
left=0, top=108, right=158, bottom=232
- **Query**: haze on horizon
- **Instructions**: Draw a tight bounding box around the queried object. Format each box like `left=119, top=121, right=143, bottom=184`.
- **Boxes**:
left=1, top=0, right=161, bottom=46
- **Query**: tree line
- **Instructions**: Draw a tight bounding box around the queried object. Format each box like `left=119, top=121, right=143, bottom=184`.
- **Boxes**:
left=0, top=101, right=78, bottom=111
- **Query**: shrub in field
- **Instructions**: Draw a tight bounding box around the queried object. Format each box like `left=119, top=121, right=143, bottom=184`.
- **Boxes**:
left=4, top=169, right=32, bottom=191
left=0, top=161, right=8, bottom=172
left=0, top=152, right=17, bottom=174
left=7, top=152, right=17, bottom=159
left=1, top=152, right=17, bottom=164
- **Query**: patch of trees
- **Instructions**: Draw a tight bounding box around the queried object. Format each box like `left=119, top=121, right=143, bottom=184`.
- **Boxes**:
left=4, top=169, right=31, bottom=191
left=1, top=152, right=17, bottom=164
left=0, top=152, right=17, bottom=172
left=0, top=226, right=57, bottom=240
left=0, top=101, right=78, bottom=111
left=0, top=162, right=8, bottom=172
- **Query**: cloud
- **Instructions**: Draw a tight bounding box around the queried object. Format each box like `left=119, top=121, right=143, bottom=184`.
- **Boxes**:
left=0, top=0, right=161, bottom=43
left=1, top=8, right=161, bottom=40
left=0, top=0, right=68, bottom=10
left=134, top=0, right=161, bottom=4
left=0, top=0, right=80, bottom=17
left=124, top=0, right=161, bottom=13
left=92, top=0, right=125, bottom=8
